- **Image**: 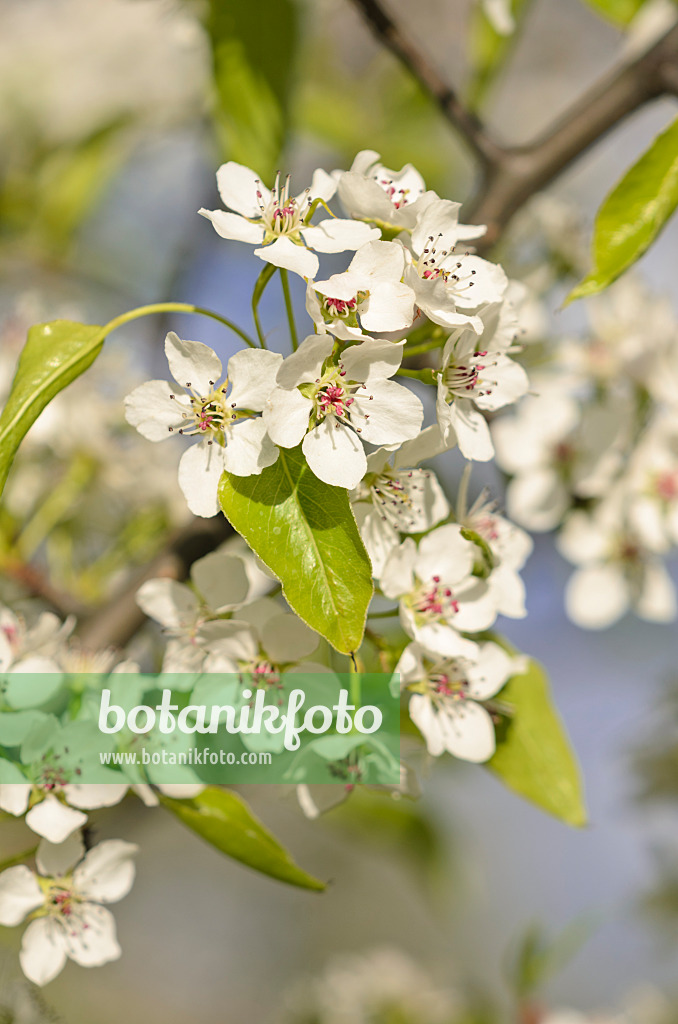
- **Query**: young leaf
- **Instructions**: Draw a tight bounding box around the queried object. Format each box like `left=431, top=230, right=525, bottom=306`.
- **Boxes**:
left=568, top=116, right=678, bottom=302
left=203, top=0, right=299, bottom=181
left=487, top=659, right=587, bottom=827
left=580, top=0, right=649, bottom=27
left=0, top=320, right=106, bottom=499
left=218, top=445, right=373, bottom=655
left=161, top=787, right=325, bottom=891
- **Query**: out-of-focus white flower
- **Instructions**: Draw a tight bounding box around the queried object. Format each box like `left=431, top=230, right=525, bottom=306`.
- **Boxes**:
left=436, top=317, right=529, bottom=462
left=379, top=524, right=497, bottom=657
left=557, top=493, right=677, bottom=629
left=135, top=549, right=258, bottom=670
left=351, top=427, right=450, bottom=577
left=336, top=150, right=440, bottom=232
left=557, top=277, right=678, bottom=392
left=404, top=200, right=504, bottom=332
left=124, top=332, right=282, bottom=517
left=306, top=241, right=415, bottom=340
left=199, top=163, right=379, bottom=279
left=0, top=834, right=137, bottom=986
left=627, top=413, right=678, bottom=551
left=480, top=0, right=516, bottom=35
left=201, top=597, right=319, bottom=676
left=263, top=334, right=423, bottom=488
left=398, top=640, right=524, bottom=762
left=492, top=386, right=630, bottom=531
left=281, top=946, right=458, bottom=1024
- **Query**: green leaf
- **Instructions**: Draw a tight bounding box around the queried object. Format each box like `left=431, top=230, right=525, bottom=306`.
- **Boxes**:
left=507, top=917, right=598, bottom=998
left=161, top=787, right=325, bottom=891
left=487, top=659, right=587, bottom=827
left=218, top=445, right=373, bottom=655
left=0, top=320, right=106, bottom=499
left=203, top=0, right=299, bottom=181
left=568, top=116, right=678, bottom=301
left=580, top=0, right=650, bottom=27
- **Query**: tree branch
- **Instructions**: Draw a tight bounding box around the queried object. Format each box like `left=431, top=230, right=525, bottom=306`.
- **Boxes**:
left=75, top=515, right=232, bottom=652
left=470, top=23, right=678, bottom=243
left=349, top=0, right=678, bottom=245
left=348, top=0, right=503, bottom=168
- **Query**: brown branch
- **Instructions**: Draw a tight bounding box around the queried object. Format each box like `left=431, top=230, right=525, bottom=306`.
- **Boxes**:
left=348, top=0, right=503, bottom=169
left=349, top=0, right=678, bottom=244
left=470, top=23, right=678, bottom=244
left=1, top=557, right=87, bottom=619
left=75, top=515, right=232, bottom=652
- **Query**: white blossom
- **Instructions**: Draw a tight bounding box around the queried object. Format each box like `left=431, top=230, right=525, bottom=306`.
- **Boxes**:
left=199, top=162, right=379, bottom=279
left=436, top=316, right=529, bottom=462
left=557, top=493, right=677, bottom=629
left=263, top=334, right=423, bottom=489
left=379, top=524, right=498, bottom=657
left=336, top=150, right=440, bottom=232
left=0, top=834, right=137, bottom=986
left=125, top=332, right=282, bottom=517
left=305, top=240, right=415, bottom=340
left=404, top=199, right=505, bottom=332
left=398, top=640, right=524, bottom=762
left=350, top=427, right=450, bottom=576
left=492, top=385, right=630, bottom=531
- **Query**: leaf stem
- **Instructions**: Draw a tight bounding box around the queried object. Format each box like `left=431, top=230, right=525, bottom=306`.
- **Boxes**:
left=251, top=263, right=277, bottom=348
left=103, top=302, right=257, bottom=349
left=367, top=607, right=400, bottom=619
left=280, top=269, right=299, bottom=351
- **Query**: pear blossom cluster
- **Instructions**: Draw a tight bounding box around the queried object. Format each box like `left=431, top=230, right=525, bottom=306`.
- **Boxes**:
left=8, top=149, right=678, bottom=991
left=491, top=273, right=678, bottom=629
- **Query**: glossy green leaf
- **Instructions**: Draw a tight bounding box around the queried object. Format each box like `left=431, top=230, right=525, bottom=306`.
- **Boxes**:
left=203, top=0, right=299, bottom=180
left=0, top=320, right=106, bottom=499
left=161, top=787, right=325, bottom=891
left=580, top=0, right=649, bottom=27
left=219, top=445, right=373, bottom=655
left=487, top=659, right=587, bottom=827
left=568, top=117, right=678, bottom=301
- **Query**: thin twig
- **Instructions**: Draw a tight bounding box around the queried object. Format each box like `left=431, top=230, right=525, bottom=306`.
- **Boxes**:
left=348, top=0, right=503, bottom=169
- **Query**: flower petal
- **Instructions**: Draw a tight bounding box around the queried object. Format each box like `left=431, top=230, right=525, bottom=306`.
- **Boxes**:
left=353, top=379, right=423, bottom=445
left=565, top=565, right=630, bottom=629
left=177, top=441, right=225, bottom=518
left=276, top=334, right=335, bottom=389
left=263, top=388, right=312, bottom=448
left=227, top=349, right=283, bottom=410
left=223, top=418, right=279, bottom=477
left=25, top=796, right=87, bottom=844
left=20, top=917, right=68, bottom=986
left=65, top=904, right=121, bottom=967
left=216, top=161, right=264, bottom=217
left=302, top=219, right=380, bottom=254
left=0, top=866, right=44, bottom=926
left=74, top=840, right=138, bottom=904
left=191, top=551, right=251, bottom=612
left=439, top=701, right=496, bottom=762
left=124, top=380, right=185, bottom=442
left=165, top=332, right=223, bottom=395
left=198, top=208, right=264, bottom=243
left=254, top=237, right=318, bottom=278
left=135, top=577, right=198, bottom=630
left=36, top=833, right=85, bottom=877
left=302, top=419, right=367, bottom=489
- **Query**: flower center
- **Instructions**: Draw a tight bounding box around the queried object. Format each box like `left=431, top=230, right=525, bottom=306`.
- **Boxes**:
left=239, top=658, right=281, bottom=689
left=367, top=469, right=429, bottom=531
left=46, top=882, right=80, bottom=919
left=411, top=576, right=459, bottom=623
left=377, top=177, right=412, bottom=210
left=429, top=670, right=467, bottom=701
left=168, top=380, right=255, bottom=444
left=37, top=755, right=71, bottom=793
left=323, top=296, right=357, bottom=319
left=442, top=349, right=496, bottom=400
left=253, top=172, right=311, bottom=243
left=654, top=470, right=678, bottom=502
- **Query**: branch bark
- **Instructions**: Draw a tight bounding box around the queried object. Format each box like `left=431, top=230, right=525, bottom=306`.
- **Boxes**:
left=75, top=515, right=232, bottom=652
left=349, top=0, right=678, bottom=244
